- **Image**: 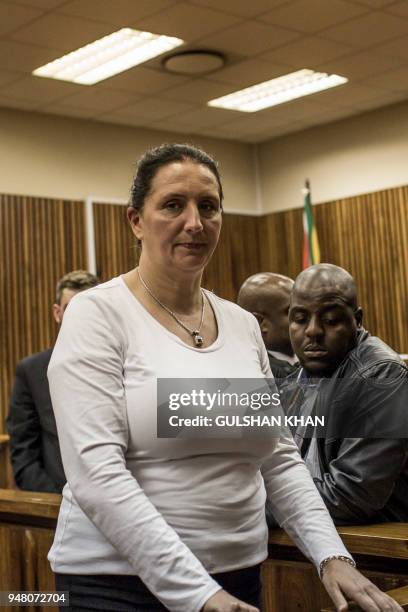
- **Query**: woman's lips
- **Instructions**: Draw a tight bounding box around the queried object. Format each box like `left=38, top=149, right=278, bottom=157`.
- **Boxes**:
left=178, top=242, right=206, bottom=250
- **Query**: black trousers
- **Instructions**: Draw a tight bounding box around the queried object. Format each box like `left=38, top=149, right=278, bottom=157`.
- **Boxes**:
left=55, top=564, right=262, bottom=611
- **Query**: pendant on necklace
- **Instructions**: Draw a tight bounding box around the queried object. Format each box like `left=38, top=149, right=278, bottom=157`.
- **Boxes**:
left=192, top=331, right=204, bottom=347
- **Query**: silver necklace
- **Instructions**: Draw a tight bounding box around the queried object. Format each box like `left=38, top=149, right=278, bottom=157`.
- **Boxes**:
left=137, top=268, right=206, bottom=347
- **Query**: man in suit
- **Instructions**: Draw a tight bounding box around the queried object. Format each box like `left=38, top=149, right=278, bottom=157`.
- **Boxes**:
left=237, top=272, right=298, bottom=380
left=7, top=270, right=99, bottom=493
left=280, top=263, right=408, bottom=523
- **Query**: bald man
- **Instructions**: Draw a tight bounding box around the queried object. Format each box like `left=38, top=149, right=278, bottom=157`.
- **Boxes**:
left=280, top=263, right=408, bottom=523
left=237, top=273, right=298, bottom=380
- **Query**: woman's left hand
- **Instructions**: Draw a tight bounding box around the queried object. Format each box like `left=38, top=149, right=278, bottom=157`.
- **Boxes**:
left=322, top=559, right=403, bottom=611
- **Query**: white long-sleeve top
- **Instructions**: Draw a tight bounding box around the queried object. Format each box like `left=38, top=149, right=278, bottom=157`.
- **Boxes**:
left=48, top=276, right=351, bottom=612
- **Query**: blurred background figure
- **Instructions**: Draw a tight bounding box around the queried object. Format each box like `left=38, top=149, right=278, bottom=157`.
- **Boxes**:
left=7, top=270, right=99, bottom=493
left=238, top=272, right=297, bottom=380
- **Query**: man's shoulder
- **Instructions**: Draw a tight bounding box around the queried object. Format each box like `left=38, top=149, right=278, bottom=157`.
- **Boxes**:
left=18, top=348, right=53, bottom=372
left=268, top=354, right=299, bottom=381
left=349, top=333, right=407, bottom=377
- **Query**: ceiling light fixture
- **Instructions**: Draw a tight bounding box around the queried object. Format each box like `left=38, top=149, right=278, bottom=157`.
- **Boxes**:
left=32, top=28, right=184, bottom=85
left=208, top=69, right=348, bottom=112
left=163, top=50, right=225, bottom=75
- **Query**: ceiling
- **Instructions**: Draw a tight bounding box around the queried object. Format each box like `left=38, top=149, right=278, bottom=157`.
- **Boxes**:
left=1, top=0, right=408, bottom=143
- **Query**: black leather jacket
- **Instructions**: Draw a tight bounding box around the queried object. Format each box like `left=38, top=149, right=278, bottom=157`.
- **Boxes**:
left=279, top=329, right=408, bottom=524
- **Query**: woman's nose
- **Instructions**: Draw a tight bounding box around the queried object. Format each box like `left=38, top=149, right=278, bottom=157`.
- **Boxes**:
left=184, top=202, right=203, bottom=232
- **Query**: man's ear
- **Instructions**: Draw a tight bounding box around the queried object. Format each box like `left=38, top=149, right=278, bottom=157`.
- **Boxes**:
left=354, top=306, right=363, bottom=328
left=127, top=206, right=143, bottom=241
left=52, top=304, right=61, bottom=325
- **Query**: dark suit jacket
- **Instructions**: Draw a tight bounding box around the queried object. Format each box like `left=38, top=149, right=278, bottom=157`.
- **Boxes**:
left=267, top=353, right=298, bottom=386
left=7, top=349, right=65, bottom=493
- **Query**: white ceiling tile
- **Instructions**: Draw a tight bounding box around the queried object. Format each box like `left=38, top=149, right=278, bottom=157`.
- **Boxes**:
left=196, top=20, right=300, bottom=56
left=188, top=0, right=290, bottom=18
left=10, top=12, right=114, bottom=51
left=363, top=66, right=408, bottom=91
left=41, top=104, right=96, bottom=119
left=197, top=126, right=243, bottom=141
left=1, top=0, right=408, bottom=141
left=375, top=36, right=408, bottom=60
left=260, top=35, right=354, bottom=67
left=0, top=94, right=43, bottom=110
left=260, top=0, right=368, bottom=33
left=102, top=66, right=188, bottom=95
left=142, top=118, right=200, bottom=135
left=0, top=69, right=25, bottom=87
left=317, top=49, right=404, bottom=79
left=58, top=0, right=177, bottom=27
left=250, top=121, right=307, bottom=142
left=384, top=0, right=408, bottom=17
left=310, top=81, right=386, bottom=106
left=348, top=0, right=397, bottom=6
left=160, top=78, right=235, bottom=103
left=136, top=2, right=241, bottom=42
left=346, top=89, right=408, bottom=111
left=11, top=0, right=68, bottom=7
left=6, top=74, right=85, bottom=102
left=206, top=58, right=290, bottom=86
left=55, top=87, right=142, bottom=112
left=0, top=2, right=43, bottom=36
left=164, top=105, right=243, bottom=128
left=321, top=11, right=408, bottom=47
left=103, top=97, right=195, bottom=122
left=0, top=40, right=61, bottom=72
left=299, top=106, right=360, bottom=127
left=206, top=119, right=306, bottom=143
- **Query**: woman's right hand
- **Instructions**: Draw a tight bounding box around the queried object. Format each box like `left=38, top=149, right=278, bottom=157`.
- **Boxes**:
left=201, top=589, right=260, bottom=612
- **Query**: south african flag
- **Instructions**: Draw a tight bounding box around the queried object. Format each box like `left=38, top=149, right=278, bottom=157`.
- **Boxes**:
left=302, top=180, right=320, bottom=269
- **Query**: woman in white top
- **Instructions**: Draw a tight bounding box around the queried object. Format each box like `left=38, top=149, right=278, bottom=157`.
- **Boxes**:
left=48, top=144, right=402, bottom=612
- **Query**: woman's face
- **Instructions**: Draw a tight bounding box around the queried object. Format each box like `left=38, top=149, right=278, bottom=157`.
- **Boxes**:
left=128, top=160, right=222, bottom=275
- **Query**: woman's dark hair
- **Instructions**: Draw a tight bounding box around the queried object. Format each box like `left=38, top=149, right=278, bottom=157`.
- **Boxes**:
left=130, top=143, right=224, bottom=211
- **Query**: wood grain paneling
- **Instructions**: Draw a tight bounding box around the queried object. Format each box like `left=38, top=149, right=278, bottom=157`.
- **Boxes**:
left=93, top=202, right=137, bottom=282
left=203, top=213, right=261, bottom=301
left=0, top=194, right=87, bottom=466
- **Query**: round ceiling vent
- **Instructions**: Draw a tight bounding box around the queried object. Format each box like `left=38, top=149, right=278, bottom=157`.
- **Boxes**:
left=163, top=50, right=225, bottom=75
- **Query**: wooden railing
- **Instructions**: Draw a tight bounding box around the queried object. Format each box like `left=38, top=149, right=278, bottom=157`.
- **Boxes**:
left=0, top=489, right=60, bottom=612
left=321, top=585, right=408, bottom=611
left=0, top=435, right=10, bottom=488
left=0, top=489, right=407, bottom=612
left=263, top=524, right=408, bottom=611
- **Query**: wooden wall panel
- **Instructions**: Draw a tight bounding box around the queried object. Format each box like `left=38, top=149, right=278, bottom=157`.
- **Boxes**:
left=0, top=194, right=87, bottom=458
left=259, top=208, right=303, bottom=276
left=93, top=202, right=137, bottom=282
left=203, top=213, right=261, bottom=301
left=260, top=186, right=408, bottom=353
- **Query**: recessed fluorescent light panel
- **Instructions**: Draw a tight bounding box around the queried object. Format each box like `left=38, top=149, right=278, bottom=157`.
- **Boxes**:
left=208, top=69, right=348, bottom=112
left=32, top=28, right=184, bottom=85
